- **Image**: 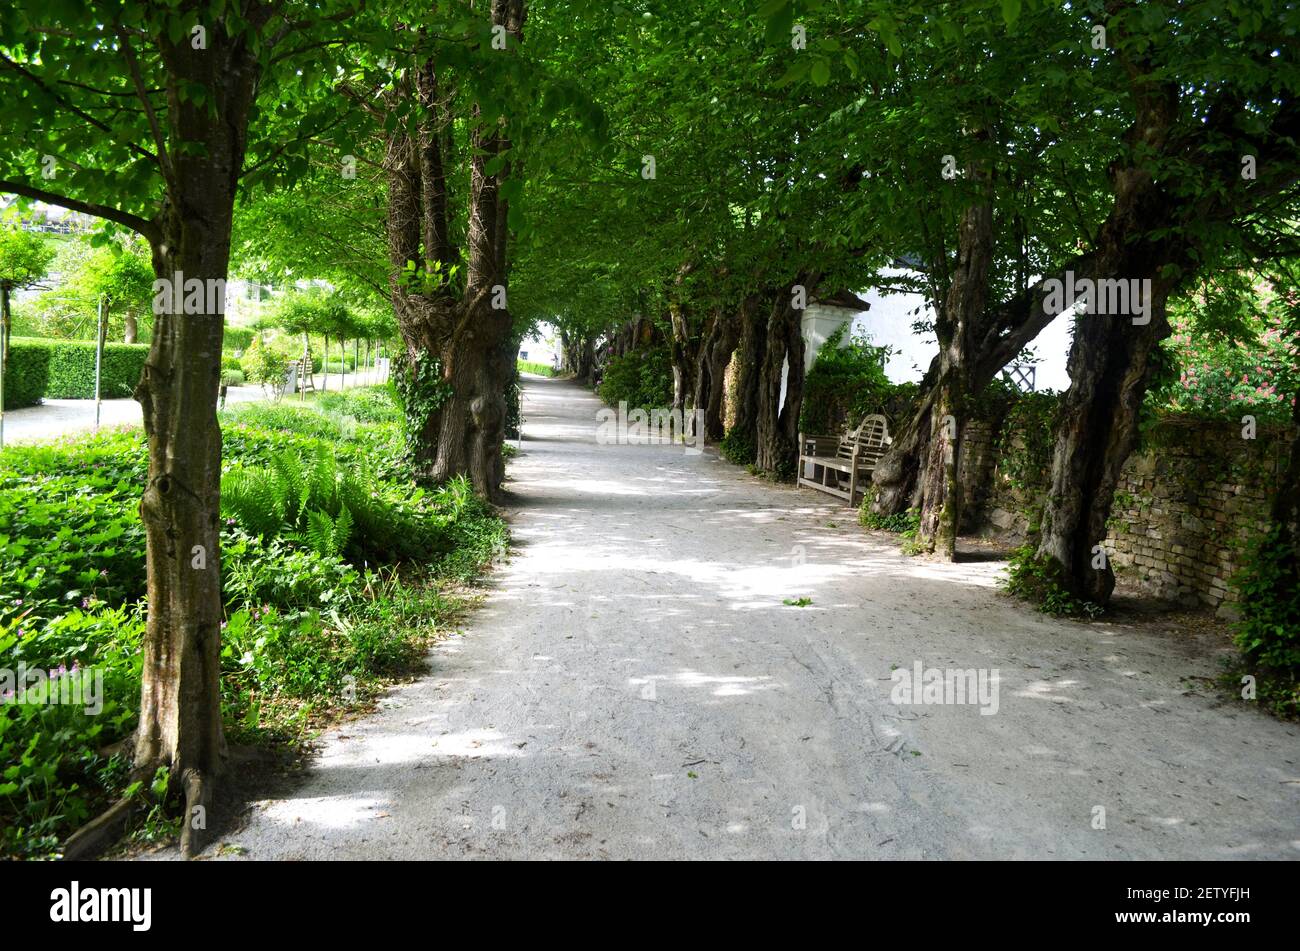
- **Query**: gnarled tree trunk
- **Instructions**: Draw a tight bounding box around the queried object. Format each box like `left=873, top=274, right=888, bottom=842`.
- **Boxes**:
left=384, top=0, right=524, bottom=501
left=755, top=277, right=815, bottom=474
left=914, top=154, right=994, bottom=560
left=727, top=293, right=768, bottom=452
left=1035, top=61, right=1188, bottom=602
left=692, top=302, right=740, bottom=442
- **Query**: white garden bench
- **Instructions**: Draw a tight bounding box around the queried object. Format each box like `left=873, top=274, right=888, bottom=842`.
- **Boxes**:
left=797, top=414, right=891, bottom=504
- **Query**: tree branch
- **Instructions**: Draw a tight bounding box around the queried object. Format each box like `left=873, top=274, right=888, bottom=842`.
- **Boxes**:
left=0, top=179, right=159, bottom=243
left=0, top=53, right=159, bottom=167
left=117, top=28, right=175, bottom=192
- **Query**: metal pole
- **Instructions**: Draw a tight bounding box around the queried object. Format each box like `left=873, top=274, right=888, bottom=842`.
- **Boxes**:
left=94, top=297, right=104, bottom=431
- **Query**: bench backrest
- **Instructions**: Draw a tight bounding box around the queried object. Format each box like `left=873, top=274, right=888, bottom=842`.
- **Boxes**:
left=837, top=414, right=891, bottom=465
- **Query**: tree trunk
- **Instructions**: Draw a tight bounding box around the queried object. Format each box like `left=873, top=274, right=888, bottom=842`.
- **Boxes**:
left=383, top=0, right=523, bottom=501
left=1035, top=62, right=1188, bottom=603
left=132, top=21, right=263, bottom=858
left=431, top=321, right=512, bottom=495
left=726, top=293, right=769, bottom=460
left=755, top=279, right=814, bottom=475
left=668, top=301, right=695, bottom=419
left=1035, top=276, right=1178, bottom=602
left=1, top=284, right=10, bottom=361
left=692, top=304, right=740, bottom=443
left=123, top=310, right=138, bottom=345
left=914, top=158, right=994, bottom=560
left=575, top=335, right=594, bottom=383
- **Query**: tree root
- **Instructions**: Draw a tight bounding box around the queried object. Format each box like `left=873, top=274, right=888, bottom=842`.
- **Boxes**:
left=179, top=767, right=212, bottom=858
left=62, top=796, right=136, bottom=861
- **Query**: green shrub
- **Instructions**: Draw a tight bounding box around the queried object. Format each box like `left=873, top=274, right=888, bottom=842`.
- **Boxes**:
left=597, top=345, right=672, bottom=411
left=241, top=338, right=289, bottom=394
left=1000, top=545, right=1104, bottom=618
left=222, top=402, right=345, bottom=441
left=0, top=432, right=150, bottom=617
left=994, top=391, right=1061, bottom=497
left=799, top=326, right=908, bottom=435
left=1229, top=525, right=1300, bottom=717
left=222, top=530, right=361, bottom=611
left=0, top=605, right=142, bottom=858
left=46, top=340, right=149, bottom=399
left=858, top=491, right=920, bottom=536
left=719, top=428, right=755, bottom=466
left=220, top=443, right=461, bottom=564
left=223, top=326, right=256, bottom=351
left=2, top=341, right=50, bottom=408
left=220, top=368, right=246, bottom=386
left=317, top=387, right=403, bottom=424
left=4, top=338, right=148, bottom=402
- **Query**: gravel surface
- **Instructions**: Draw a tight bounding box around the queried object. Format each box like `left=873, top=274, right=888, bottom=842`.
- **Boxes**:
left=180, top=375, right=1299, bottom=860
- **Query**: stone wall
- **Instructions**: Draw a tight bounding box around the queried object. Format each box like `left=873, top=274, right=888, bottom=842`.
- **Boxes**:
left=1103, top=419, right=1290, bottom=612
left=971, top=414, right=1294, bottom=612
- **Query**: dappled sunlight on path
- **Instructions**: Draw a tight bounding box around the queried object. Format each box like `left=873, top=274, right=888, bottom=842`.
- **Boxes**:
left=199, top=376, right=1300, bottom=861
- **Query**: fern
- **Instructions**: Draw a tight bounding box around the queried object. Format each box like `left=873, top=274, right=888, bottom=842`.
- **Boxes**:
left=222, top=443, right=436, bottom=562
left=333, top=504, right=354, bottom=556
left=299, top=509, right=338, bottom=558
left=271, top=451, right=308, bottom=522
left=221, top=467, right=285, bottom=539
left=306, top=444, right=338, bottom=512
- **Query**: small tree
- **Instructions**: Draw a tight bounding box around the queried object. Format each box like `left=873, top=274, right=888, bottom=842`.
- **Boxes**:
left=242, top=336, right=290, bottom=402
left=274, top=287, right=352, bottom=392
left=70, top=239, right=155, bottom=343
left=0, top=211, right=55, bottom=358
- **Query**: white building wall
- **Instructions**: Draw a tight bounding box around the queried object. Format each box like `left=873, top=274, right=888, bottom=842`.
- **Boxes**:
left=518, top=322, right=562, bottom=368
left=850, top=267, right=1073, bottom=392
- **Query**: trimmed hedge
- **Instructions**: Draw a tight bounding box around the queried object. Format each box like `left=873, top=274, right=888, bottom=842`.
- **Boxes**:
left=223, top=326, right=256, bottom=351
left=3, top=338, right=150, bottom=406
left=2, top=342, right=50, bottom=409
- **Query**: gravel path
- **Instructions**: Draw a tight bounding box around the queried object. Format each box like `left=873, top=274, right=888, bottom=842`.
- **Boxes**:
left=2, top=372, right=384, bottom=446
left=200, top=375, right=1298, bottom=860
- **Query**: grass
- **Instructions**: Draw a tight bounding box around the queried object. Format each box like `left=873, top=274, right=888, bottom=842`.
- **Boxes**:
left=517, top=359, right=557, bottom=377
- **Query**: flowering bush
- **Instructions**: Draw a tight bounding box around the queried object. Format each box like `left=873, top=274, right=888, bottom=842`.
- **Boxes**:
left=1152, top=285, right=1299, bottom=424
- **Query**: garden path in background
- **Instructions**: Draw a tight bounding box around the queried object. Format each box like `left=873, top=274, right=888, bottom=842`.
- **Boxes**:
left=1, top=370, right=384, bottom=446
left=188, top=375, right=1298, bottom=859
